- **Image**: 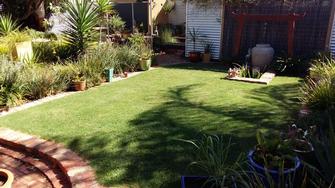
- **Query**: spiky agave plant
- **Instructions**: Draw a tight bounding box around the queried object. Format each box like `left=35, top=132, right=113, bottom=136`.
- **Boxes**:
left=0, top=15, right=20, bottom=36
left=63, top=0, right=99, bottom=56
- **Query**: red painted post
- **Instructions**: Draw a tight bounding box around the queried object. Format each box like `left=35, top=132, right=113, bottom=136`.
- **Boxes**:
left=233, top=16, right=245, bottom=56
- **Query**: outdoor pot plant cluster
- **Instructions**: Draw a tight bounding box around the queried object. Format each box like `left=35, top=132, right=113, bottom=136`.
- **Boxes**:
left=181, top=54, right=335, bottom=188
left=187, top=28, right=213, bottom=63
left=0, top=0, right=153, bottom=112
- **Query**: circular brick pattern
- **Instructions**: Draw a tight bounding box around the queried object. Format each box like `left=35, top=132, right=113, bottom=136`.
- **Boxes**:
left=0, top=151, right=52, bottom=188
left=0, top=128, right=102, bottom=188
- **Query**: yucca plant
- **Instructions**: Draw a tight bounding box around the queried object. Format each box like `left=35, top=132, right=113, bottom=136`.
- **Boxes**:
left=63, top=0, right=99, bottom=56
left=0, top=15, right=20, bottom=36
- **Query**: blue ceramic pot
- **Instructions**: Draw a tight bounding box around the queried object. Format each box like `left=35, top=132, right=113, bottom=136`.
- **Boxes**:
left=247, top=150, right=301, bottom=185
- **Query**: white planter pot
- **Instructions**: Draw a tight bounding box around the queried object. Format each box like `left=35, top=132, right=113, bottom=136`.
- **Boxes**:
left=13, top=41, right=33, bottom=62
left=251, top=44, right=274, bottom=69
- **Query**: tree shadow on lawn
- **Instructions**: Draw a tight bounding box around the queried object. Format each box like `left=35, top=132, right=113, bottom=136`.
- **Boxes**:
left=54, top=82, right=301, bottom=187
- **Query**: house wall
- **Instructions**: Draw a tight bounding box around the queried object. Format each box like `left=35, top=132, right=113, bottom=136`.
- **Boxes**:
left=330, top=5, right=335, bottom=56
left=222, top=0, right=333, bottom=58
left=185, top=2, right=223, bottom=59
left=168, top=1, right=186, bottom=25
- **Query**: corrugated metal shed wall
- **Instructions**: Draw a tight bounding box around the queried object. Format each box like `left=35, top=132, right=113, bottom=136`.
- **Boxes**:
left=331, top=13, right=335, bottom=56
left=185, top=2, right=223, bottom=59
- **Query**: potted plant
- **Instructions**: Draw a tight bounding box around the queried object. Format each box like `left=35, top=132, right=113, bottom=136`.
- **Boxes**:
left=138, top=46, right=153, bottom=71
left=71, top=63, right=86, bottom=91
left=72, top=73, right=86, bottom=91
left=187, top=28, right=201, bottom=63
left=3, top=32, right=33, bottom=62
left=181, top=135, right=244, bottom=188
left=203, top=42, right=213, bottom=63
left=248, top=131, right=301, bottom=184
left=285, top=124, right=315, bottom=161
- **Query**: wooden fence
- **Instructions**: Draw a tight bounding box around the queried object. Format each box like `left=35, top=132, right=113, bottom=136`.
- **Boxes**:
left=222, top=0, right=333, bottom=58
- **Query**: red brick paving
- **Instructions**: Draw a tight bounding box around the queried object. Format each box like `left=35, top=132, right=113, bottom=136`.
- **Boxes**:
left=0, top=128, right=102, bottom=188
left=0, top=149, right=52, bottom=188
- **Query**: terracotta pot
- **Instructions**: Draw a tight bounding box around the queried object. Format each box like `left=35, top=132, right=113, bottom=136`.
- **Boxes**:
left=73, top=80, right=86, bottom=91
left=0, top=169, right=14, bottom=188
left=202, top=53, right=211, bottom=63
left=0, top=106, right=9, bottom=112
left=188, top=51, right=201, bottom=63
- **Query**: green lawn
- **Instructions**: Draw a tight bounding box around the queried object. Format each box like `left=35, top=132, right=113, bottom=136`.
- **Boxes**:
left=0, top=63, right=302, bottom=187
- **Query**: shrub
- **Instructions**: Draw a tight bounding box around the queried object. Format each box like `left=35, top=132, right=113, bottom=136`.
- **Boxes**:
left=115, top=45, right=139, bottom=73
left=109, top=15, right=125, bottom=33
left=93, top=43, right=117, bottom=69
left=63, top=0, right=99, bottom=56
left=32, top=40, right=75, bottom=63
left=22, top=65, right=70, bottom=100
left=160, top=27, right=176, bottom=44
left=0, top=31, right=31, bottom=60
left=0, top=15, right=20, bottom=36
left=0, top=60, right=24, bottom=107
left=301, top=77, right=335, bottom=112
left=74, top=53, right=105, bottom=88
left=128, top=33, right=146, bottom=47
left=309, top=55, right=335, bottom=82
left=302, top=55, right=335, bottom=112
left=181, top=135, right=244, bottom=187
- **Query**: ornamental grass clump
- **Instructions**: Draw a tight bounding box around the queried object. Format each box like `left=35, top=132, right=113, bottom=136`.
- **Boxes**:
left=0, top=60, right=24, bottom=108
left=302, top=55, right=335, bottom=113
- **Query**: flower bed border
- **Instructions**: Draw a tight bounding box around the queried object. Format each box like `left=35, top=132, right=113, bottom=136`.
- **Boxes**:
left=227, top=72, right=276, bottom=85
left=0, top=68, right=155, bottom=117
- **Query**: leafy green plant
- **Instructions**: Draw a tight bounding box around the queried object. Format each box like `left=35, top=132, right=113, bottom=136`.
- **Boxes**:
left=22, top=66, right=59, bottom=100
left=301, top=76, right=335, bottom=112
left=204, top=41, right=213, bottom=54
left=95, top=0, right=113, bottom=15
left=74, top=53, right=105, bottom=88
left=160, top=27, right=176, bottom=44
left=94, top=43, right=117, bottom=69
left=188, top=28, right=200, bottom=52
left=254, top=131, right=295, bottom=170
left=0, top=60, right=24, bottom=108
left=310, top=115, right=335, bottom=186
left=128, top=33, right=146, bottom=47
left=0, top=15, right=20, bottom=36
left=162, top=0, right=175, bottom=14
left=182, top=135, right=244, bottom=187
left=63, top=0, right=99, bottom=56
left=109, top=15, right=125, bottom=33
left=309, top=55, right=335, bottom=82
left=233, top=64, right=262, bottom=79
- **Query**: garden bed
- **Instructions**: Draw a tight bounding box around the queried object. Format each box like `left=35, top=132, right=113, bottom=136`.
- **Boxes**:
left=227, top=72, right=276, bottom=85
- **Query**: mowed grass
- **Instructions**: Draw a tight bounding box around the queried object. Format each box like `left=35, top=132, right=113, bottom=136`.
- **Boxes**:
left=0, top=63, right=302, bottom=187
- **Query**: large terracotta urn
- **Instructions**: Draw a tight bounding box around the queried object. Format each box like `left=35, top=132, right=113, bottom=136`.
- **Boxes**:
left=251, top=44, right=274, bottom=69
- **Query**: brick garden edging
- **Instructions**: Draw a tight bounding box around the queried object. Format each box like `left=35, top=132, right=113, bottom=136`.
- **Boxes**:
left=0, top=128, right=102, bottom=188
